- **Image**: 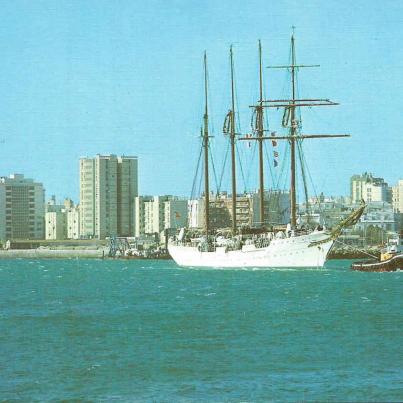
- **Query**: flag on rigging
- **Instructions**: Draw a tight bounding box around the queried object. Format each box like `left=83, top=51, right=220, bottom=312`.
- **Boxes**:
left=245, top=133, right=252, bottom=148
left=271, top=131, right=277, bottom=147
left=274, top=159, right=278, bottom=167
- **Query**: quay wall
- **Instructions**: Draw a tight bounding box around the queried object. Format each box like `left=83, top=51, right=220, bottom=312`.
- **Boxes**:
left=0, top=249, right=107, bottom=259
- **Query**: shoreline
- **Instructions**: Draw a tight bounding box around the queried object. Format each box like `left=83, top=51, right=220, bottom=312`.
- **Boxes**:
left=0, top=247, right=379, bottom=260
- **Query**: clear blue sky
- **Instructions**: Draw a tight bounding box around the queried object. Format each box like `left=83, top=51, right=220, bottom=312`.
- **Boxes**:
left=0, top=0, right=402, bottom=203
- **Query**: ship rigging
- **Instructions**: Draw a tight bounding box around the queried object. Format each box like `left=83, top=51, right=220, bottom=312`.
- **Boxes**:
left=168, top=33, right=364, bottom=268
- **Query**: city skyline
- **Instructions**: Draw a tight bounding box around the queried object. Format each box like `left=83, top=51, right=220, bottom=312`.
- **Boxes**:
left=1, top=169, right=402, bottom=242
left=1, top=167, right=402, bottom=205
left=0, top=1, right=402, bottom=201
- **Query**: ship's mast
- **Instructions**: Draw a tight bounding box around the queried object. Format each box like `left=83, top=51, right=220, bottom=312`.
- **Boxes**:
left=290, top=34, right=297, bottom=228
left=230, top=46, right=237, bottom=235
left=257, top=40, right=265, bottom=227
left=203, top=52, right=210, bottom=237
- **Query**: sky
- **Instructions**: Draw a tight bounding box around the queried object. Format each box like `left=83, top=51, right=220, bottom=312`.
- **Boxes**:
left=0, top=0, right=402, bottom=203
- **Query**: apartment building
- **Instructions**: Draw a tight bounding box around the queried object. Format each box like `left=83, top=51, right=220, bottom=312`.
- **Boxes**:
left=0, top=174, right=45, bottom=240
left=79, top=155, right=138, bottom=239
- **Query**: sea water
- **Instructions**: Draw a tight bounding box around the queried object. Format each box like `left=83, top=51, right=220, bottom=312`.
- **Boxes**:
left=0, top=259, right=401, bottom=401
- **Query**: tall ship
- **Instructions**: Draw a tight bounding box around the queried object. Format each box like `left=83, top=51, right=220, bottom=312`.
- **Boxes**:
left=168, top=34, right=365, bottom=268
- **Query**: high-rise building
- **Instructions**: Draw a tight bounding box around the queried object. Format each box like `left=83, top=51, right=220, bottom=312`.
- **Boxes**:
left=117, top=157, right=138, bottom=236
left=392, top=180, right=403, bottom=213
left=0, top=174, right=45, bottom=240
left=392, top=179, right=403, bottom=231
left=79, top=158, right=96, bottom=238
left=351, top=173, right=391, bottom=203
left=79, top=155, right=138, bottom=239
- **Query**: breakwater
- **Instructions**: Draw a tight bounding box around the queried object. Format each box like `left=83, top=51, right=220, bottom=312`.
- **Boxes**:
left=0, top=248, right=107, bottom=259
left=328, top=246, right=380, bottom=259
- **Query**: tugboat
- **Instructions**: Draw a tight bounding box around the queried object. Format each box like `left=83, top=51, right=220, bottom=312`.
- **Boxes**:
left=351, top=234, right=403, bottom=272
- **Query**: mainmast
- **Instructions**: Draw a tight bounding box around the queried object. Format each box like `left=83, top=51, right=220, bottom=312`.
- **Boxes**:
left=257, top=40, right=265, bottom=227
left=229, top=46, right=237, bottom=236
left=203, top=52, right=210, bottom=237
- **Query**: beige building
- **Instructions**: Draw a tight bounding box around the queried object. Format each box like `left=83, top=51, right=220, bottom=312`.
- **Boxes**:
left=79, top=158, right=96, bottom=238
left=135, top=196, right=187, bottom=236
left=66, top=205, right=80, bottom=239
left=392, top=179, right=403, bottom=213
left=351, top=173, right=391, bottom=204
left=79, top=155, right=138, bottom=239
left=134, top=195, right=153, bottom=237
left=46, top=211, right=66, bottom=240
left=188, top=195, right=232, bottom=230
left=45, top=198, right=80, bottom=240
left=0, top=174, right=45, bottom=241
left=144, top=195, right=170, bottom=234
left=188, top=191, right=290, bottom=230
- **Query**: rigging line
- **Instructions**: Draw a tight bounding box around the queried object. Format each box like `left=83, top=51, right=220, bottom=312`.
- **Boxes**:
left=271, top=139, right=285, bottom=190
left=236, top=142, right=247, bottom=193
left=263, top=140, right=277, bottom=189
left=238, top=139, right=253, bottom=191
left=296, top=78, right=303, bottom=127
left=300, top=141, right=324, bottom=216
left=209, top=143, right=219, bottom=194
left=218, top=141, right=230, bottom=194
left=279, top=143, right=290, bottom=192
left=296, top=139, right=310, bottom=217
left=197, top=152, right=204, bottom=199
left=245, top=139, right=258, bottom=193
left=190, top=144, right=204, bottom=199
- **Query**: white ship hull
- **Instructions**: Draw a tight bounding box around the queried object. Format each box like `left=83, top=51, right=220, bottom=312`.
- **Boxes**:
left=168, top=230, right=333, bottom=268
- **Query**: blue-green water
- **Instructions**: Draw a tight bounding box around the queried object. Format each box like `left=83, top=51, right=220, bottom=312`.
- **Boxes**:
left=0, top=259, right=401, bottom=401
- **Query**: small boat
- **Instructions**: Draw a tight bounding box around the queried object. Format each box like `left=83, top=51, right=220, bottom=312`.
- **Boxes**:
left=351, top=234, right=403, bottom=272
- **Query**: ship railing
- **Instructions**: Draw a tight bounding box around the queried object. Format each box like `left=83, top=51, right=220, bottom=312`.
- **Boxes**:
left=254, top=238, right=271, bottom=249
